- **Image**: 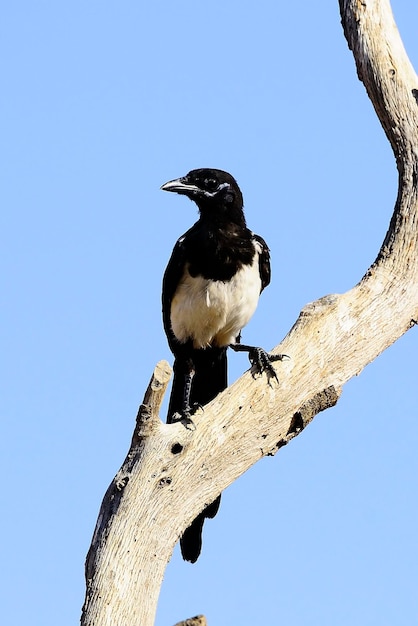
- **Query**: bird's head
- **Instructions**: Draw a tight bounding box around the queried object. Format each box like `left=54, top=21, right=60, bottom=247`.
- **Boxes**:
left=161, top=168, right=245, bottom=225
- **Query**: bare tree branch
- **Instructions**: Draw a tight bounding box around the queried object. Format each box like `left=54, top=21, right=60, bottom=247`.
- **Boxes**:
left=81, top=2, right=418, bottom=625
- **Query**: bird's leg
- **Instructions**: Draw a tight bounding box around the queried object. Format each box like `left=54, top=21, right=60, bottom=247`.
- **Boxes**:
left=182, top=358, right=195, bottom=415
left=230, top=342, right=289, bottom=383
left=171, top=358, right=198, bottom=429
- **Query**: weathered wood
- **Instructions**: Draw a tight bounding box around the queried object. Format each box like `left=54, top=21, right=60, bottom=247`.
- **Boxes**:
left=81, top=361, right=173, bottom=626
left=81, top=2, right=418, bottom=625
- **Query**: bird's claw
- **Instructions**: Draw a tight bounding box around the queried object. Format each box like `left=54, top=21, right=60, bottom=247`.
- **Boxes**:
left=170, top=403, right=202, bottom=430
left=248, top=348, right=289, bottom=384
left=171, top=412, right=196, bottom=430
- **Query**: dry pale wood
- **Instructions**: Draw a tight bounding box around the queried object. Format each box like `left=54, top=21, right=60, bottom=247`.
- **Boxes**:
left=81, top=2, right=418, bottom=625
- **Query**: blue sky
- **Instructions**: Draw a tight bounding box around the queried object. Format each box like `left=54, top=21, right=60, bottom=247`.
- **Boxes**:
left=1, top=2, right=417, bottom=625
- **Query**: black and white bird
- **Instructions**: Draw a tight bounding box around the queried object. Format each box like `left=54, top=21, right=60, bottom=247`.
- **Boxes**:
left=161, top=168, right=284, bottom=563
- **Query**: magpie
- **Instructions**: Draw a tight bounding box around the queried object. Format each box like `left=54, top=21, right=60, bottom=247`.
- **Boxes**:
left=161, top=168, right=285, bottom=563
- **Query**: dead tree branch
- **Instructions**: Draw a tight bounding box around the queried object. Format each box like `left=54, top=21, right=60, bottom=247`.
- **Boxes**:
left=81, top=2, right=418, bottom=625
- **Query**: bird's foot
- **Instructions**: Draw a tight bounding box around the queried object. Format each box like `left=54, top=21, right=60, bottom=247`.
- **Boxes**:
left=248, top=348, right=290, bottom=384
left=170, top=411, right=196, bottom=430
left=170, top=403, right=202, bottom=430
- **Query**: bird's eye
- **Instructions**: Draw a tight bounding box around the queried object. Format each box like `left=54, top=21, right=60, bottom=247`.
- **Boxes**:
left=204, top=178, right=218, bottom=191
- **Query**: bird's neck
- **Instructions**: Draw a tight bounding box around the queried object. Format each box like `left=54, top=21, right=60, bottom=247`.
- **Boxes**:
left=198, top=205, right=247, bottom=231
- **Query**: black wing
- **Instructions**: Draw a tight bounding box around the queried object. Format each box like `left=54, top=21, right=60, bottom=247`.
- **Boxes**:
left=253, top=233, right=271, bottom=292
left=162, top=234, right=188, bottom=355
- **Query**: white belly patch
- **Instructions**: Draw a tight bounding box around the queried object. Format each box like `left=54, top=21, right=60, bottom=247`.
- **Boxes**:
left=170, top=252, right=262, bottom=349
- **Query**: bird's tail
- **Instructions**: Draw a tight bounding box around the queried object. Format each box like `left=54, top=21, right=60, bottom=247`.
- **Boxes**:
left=180, top=494, right=221, bottom=563
left=167, top=346, right=227, bottom=562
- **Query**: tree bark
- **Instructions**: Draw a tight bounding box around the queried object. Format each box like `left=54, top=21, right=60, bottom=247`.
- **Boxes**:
left=81, top=1, right=418, bottom=625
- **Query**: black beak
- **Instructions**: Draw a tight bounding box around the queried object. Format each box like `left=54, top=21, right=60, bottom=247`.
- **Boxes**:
left=160, top=177, right=200, bottom=195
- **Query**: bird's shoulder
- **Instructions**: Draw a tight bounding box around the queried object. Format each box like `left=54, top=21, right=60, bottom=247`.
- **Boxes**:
left=162, top=228, right=192, bottom=302
left=251, top=232, right=271, bottom=291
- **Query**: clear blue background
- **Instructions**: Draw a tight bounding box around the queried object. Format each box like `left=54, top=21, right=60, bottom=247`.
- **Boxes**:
left=1, top=2, right=417, bottom=625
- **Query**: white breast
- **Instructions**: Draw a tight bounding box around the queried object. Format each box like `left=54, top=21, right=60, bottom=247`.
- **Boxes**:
left=170, top=243, right=262, bottom=349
